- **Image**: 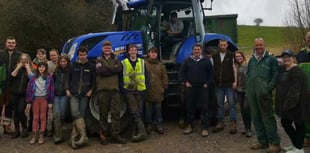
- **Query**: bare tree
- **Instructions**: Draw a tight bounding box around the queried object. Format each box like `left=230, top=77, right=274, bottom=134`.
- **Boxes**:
left=254, top=18, right=263, bottom=26
left=284, top=0, right=310, bottom=52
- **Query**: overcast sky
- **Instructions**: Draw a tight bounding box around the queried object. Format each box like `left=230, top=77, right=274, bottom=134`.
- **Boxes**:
left=204, top=0, right=290, bottom=26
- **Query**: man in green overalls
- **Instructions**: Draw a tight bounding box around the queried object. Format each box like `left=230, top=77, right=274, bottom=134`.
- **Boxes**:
left=246, top=38, right=281, bottom=153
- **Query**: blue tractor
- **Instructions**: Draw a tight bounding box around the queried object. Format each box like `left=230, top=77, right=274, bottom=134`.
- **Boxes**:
left=62, top=0, right=238, bottom=133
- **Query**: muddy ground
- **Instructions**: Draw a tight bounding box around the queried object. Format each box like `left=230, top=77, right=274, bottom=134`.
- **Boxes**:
left=0, top=119, right=309, bottom=153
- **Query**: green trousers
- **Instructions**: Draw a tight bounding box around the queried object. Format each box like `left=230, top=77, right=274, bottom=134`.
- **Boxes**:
left=247, top=89, right=280, bottom=145
left=97, top=90, right=121, bottom=137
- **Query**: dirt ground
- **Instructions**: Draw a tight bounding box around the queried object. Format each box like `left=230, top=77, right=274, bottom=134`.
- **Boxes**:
left=0, top=119, right=310, bottom=153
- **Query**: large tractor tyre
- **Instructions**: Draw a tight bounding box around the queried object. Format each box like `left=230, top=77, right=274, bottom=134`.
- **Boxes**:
left=86, top=92, right=133, bottom=136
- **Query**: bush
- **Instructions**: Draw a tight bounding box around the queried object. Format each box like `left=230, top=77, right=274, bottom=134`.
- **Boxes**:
left=0, top=0, right=114, bottom=57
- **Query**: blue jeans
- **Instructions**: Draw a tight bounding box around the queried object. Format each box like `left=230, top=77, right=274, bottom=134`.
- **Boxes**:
left=70, top=95, right=89, bottom=119
left=145, top=102, right=163, bottom=125
left=53, top=96, right=69, bottom=121
left=216, top=87, right=236, bottom=122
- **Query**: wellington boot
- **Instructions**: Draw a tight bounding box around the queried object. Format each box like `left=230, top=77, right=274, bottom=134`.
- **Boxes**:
left=131, top=118, right=147, bottom=142
left=70, top=120, right=79, bottom=149
left=75, top=118, right=88, bottom=146
left=53, top=119, right=63, bottom=144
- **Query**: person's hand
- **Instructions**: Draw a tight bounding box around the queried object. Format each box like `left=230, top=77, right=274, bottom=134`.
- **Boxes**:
left=17, top=62, right=23, bottom=69
left=185, top=82, right=192, bottom=88
left=66, top=90, right=71, bottom=97
left=25, top=104, right=31, bottom=117
left=25, top=63, right=31, bottom=70
left=48, top=104, right=52, bottom=109
left=203, top=83, right=208, bottom=88
left=86, top=90, right=92, bottom=97
left=232, top=82, right=237, bottom=90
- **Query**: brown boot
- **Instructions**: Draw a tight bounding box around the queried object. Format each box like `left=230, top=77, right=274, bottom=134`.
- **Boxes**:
left=29, top=132, right=38, bottom=145
left=212, top=121, right=224, bottom=133
left=266, top=144, right=281, bottom=153
left=229, top=122, right=237, bottom=134
left=250, top=143, right=269, bottom=150
left=183, top=125, right=193, bottom=135
left=304, top=138, right=310, bottom=147
left=201, top=129, right=209, bottom=137
left=38, top=132, right=45, bottom=145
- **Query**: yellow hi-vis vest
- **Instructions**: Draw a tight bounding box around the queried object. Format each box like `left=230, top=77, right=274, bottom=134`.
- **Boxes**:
left=121, top=58, right=146, bottom=91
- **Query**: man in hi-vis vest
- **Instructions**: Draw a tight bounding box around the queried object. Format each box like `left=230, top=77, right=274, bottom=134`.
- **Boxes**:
left=120, top=44, right=148, bottom=142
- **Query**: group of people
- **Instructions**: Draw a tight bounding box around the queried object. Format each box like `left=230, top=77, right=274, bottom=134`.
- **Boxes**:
left=180, top=34, right=310, bottom=153
left=0, top=31, right=310, bottom=153
left=0, top=37, right=168, bottom=149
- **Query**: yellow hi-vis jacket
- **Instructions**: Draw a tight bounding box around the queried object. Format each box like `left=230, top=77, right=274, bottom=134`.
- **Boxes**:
left=121, top=58, right=146, bottom=91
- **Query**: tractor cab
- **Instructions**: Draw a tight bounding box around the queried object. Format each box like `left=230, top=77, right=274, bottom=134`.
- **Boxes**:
left=114, top=0, right=211, bottom=62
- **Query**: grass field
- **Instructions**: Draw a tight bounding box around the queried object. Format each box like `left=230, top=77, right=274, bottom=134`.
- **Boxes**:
left=237, top=25, right=287, bottom=56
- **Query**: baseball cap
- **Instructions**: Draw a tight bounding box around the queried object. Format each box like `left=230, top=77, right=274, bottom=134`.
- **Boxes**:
left=281, top=50, right=294, bottom=57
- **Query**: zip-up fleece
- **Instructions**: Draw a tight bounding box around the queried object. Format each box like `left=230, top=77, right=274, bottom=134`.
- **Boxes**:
left=66, top=60, right=96, bottom=95
left=53, top=67, right=70, bottom=96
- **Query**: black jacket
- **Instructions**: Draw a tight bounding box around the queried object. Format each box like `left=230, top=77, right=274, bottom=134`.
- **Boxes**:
left=54, top=67, right=70, bottom=96
left=67, top=60, right=96, bottom=96
left=275, top=66, right=310, bottom=123
left=9, top=67, right=29, bottom=95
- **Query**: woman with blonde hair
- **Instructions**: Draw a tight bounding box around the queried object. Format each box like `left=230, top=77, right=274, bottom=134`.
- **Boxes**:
left=52, top=54, right=71, bottom=144
left=234, top=50, right=252, bottom=137
left=10, top=53, right=34, bottom=138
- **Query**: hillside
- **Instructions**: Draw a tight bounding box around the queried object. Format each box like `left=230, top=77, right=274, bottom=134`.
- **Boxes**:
left=237, top=25, right=286, bottom=56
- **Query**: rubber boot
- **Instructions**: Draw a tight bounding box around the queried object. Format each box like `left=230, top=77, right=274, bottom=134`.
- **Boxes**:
left=70, top=120, right=79, bottom=149
left=131, top=118, right=147, bottom=142
left=75, top=118, right=88, bottom=146
left=53, top=119, right=63, bottom=144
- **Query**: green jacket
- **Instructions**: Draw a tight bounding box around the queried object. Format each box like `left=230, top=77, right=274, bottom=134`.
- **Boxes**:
left=299, top=63, right=310, bottom=90
left=144, top=59, right=168, bottom=103
left=246, top=51, right=279, bottom=93
left=96, top=54, right=122, bottom=91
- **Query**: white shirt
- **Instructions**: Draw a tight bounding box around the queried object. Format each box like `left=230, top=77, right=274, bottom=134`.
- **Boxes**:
left=168, top=19, right=184, bottom=33
left=220, top=52, right=226, bottom=62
